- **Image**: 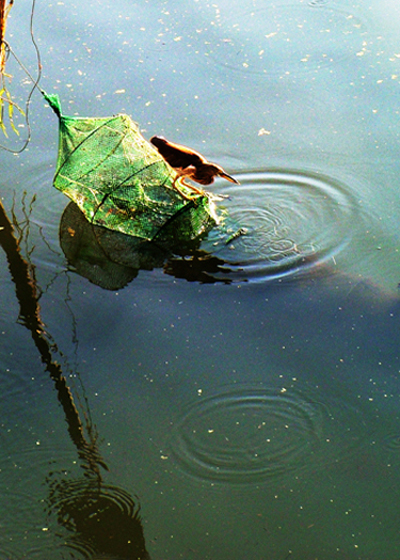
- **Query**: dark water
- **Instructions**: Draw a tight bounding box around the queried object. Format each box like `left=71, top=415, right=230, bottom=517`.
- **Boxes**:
left=1, top=0, right=400, bottom=559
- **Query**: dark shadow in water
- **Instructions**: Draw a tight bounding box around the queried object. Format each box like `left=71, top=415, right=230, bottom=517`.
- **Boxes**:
left=59, top=201, right=327, bottom=288
left=0, top=198, right=150, bottom=560
left=46, top=477, right=149, bottom=560
left=60, top=164, right=360, bottom=288
left=60, top=201, right=234, bottom=287
left=163, top=249, right=235, bottom=284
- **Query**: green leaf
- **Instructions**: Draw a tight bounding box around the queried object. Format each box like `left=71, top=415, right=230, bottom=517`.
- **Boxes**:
left=0, top=119, right=8, bottom=138
left=8, top=102, right=19, bottom=136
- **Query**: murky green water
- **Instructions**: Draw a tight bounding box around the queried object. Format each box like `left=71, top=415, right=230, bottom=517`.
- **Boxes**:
left=1, top=0, right=400, bottom=558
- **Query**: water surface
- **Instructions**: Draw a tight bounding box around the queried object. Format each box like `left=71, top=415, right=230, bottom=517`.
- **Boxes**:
left=1, top=1, right=400, bottom=559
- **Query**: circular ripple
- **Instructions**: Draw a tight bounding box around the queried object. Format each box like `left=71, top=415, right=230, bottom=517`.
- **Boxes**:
left=203, top=169, right=358, bottom=283
left=0, top=531, right=58, bottom=560
left=172, top=389, right=321, bottom=483
left=0, top=547, right=20, bottom=560
left=382, top=433, right=400, bottom=452
left=170, top=388, right=320, bottom=483
left=309, top=0, right=330, bottom=6
left=169, top=385, right=367, bottom=484
left=204, top=4, right=367, bottom=76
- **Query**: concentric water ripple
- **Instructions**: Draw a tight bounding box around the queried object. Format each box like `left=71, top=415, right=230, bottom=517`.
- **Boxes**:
left=203, top=169, right=358, bottom=282
left=0, top=547, right=20, bottom=560
left=204, top=4, right=367, bottom=76
left=0, top=530, right=56, bottom=560
left=168, top=385, right=366, bottom=484
left=381, top=433, right=400, bottom=452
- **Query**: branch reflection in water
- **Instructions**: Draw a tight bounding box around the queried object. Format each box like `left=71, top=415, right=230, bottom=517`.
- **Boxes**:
left=0, top=196, right=150, bottom=559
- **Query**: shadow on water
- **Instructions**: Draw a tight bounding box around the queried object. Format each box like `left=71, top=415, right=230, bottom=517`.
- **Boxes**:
left=59, top=200, right=235, bottom=288
left=59, top=167, right=360, bottom=288
left=0, top=198, right=149, bottom=560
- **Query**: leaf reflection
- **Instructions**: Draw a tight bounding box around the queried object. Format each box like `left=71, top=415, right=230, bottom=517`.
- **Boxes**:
left=60, top=201, right=234, bottom=288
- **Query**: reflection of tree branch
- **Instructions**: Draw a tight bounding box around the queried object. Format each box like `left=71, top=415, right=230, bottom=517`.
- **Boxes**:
left=0, top=197, right=150, bottom=559
left=47, top=478, right=149, bottom=560
left=0, top=198, right=103, bottom=475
